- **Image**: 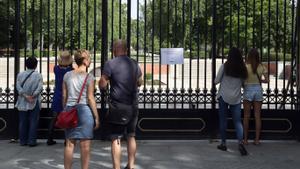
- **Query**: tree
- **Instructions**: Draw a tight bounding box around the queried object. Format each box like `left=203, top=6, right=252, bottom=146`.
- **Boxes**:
left=141, top=0, right=296, bottom=59
left=0, top=0, right=14, bottom=49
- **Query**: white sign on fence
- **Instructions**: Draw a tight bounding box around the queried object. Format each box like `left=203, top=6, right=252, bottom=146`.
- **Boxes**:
left=161, top=48, right=184, bottom=65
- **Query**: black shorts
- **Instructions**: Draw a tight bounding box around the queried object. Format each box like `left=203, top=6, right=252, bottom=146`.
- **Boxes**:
left=108, top=109, right=139, bottom=140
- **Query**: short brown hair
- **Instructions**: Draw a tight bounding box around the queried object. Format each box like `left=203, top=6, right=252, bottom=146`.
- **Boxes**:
left=74, top=49, right=89, bottom=66
left=113, top=39, right=127, bottom=52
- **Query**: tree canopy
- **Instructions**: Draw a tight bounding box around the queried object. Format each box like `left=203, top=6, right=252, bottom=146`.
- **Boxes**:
left=0, top=0, right=297, bottom=61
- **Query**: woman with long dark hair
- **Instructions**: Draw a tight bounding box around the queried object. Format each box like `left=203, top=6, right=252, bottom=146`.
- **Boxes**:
left=215, top=47, right=248, bottom=156
left=243, top=48, right=269, bottom=145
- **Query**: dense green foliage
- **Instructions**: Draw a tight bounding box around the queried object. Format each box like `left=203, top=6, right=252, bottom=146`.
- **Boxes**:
left=0, top=0, right=297, bottom=60
left=142, top=0, right=296, bottom=58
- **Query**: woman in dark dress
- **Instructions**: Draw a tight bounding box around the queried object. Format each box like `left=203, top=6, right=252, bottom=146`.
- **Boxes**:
left=47, top=51, right=73, bottom=145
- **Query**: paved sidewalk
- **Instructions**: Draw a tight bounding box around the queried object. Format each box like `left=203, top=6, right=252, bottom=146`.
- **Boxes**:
left=0, top=140, right=299, bottom=169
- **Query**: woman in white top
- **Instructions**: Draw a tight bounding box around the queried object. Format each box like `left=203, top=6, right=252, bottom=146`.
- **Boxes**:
left=63, top=49, right=100, bottom=169
left=215, top=47, right=248, bottom=156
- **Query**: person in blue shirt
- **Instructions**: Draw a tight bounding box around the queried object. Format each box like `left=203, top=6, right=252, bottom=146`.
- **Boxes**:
left=47, top=51, right=73, bottom=145
left=15, top=57, right=43, bottom=147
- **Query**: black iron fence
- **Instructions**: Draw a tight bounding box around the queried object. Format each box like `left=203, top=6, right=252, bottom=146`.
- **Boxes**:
left=0, top=0, right=299, bottom=110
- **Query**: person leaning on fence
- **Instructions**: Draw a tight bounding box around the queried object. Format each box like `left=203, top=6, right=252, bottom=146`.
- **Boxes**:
left=243, top=48, right=269, bottom=145
left=215, top=47, right=249, bottom=156
left=62, top=49, right=100, bottom=169
left=47, top=51, right=73, bottom=146
left=15, top=57, right=43, bottom=147
left=99, top=39, right=142, bottom=169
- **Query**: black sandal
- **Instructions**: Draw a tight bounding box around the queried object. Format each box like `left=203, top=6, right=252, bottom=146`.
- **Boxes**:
left=217, top=144, right=227, bottom=151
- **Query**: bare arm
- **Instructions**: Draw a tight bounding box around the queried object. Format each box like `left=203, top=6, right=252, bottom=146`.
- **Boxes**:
left=261, top=72, right=269, bottom=83
left=136, top=64, right=143, bottom=87
left=62, top=81, right=68, bottom=109
left=137, top=75, right=143, bottom=87
left=87, top=80, right=100, bottom=129
left=99, top=74, right=109, bottom=89
left=261, top=65, right=269, bottom=83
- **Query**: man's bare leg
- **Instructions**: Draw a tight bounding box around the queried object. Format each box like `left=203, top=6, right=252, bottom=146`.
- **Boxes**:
left=112, top=138, right=122, bottom=169
left=126, top=136, right=136, bottom=169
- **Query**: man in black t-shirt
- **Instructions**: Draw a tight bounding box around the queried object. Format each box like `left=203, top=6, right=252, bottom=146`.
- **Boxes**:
left=99, top=39, right=142, bottom=169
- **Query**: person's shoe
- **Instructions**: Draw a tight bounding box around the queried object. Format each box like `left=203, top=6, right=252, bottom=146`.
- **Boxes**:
left=10, top=139, right=18, bottom=143
left=217, top=144, right=227, bottom=151
left=28, top=143, right=37, bottom=147
left=47, top=139, right=57, bottom=146
left=124, top=165, right=134, bottom=169
left=253, top=139, right=260, bottom=145
left=253, top=142, right=261, bottom=145
left=243, top=140, right=249, bottom=145
left=238, top=143, right=248, bottom=156
left=209, top=138, right=219, bottom=143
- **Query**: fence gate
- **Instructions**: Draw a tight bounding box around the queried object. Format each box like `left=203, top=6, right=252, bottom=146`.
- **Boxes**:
left=0, top=0, right=299, bottom=140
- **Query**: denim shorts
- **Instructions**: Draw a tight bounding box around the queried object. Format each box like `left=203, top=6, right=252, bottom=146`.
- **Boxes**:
left=243, top=84, right=263, bottom=102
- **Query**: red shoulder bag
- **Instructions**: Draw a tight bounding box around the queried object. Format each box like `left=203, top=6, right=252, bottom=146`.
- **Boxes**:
left=55, top=75, right=89, bottom=129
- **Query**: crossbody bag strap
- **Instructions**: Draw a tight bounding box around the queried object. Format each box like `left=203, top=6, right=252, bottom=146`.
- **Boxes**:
left=21, top=71, right=34, bottom=87
left=76, top=74, right=89, bottom=103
